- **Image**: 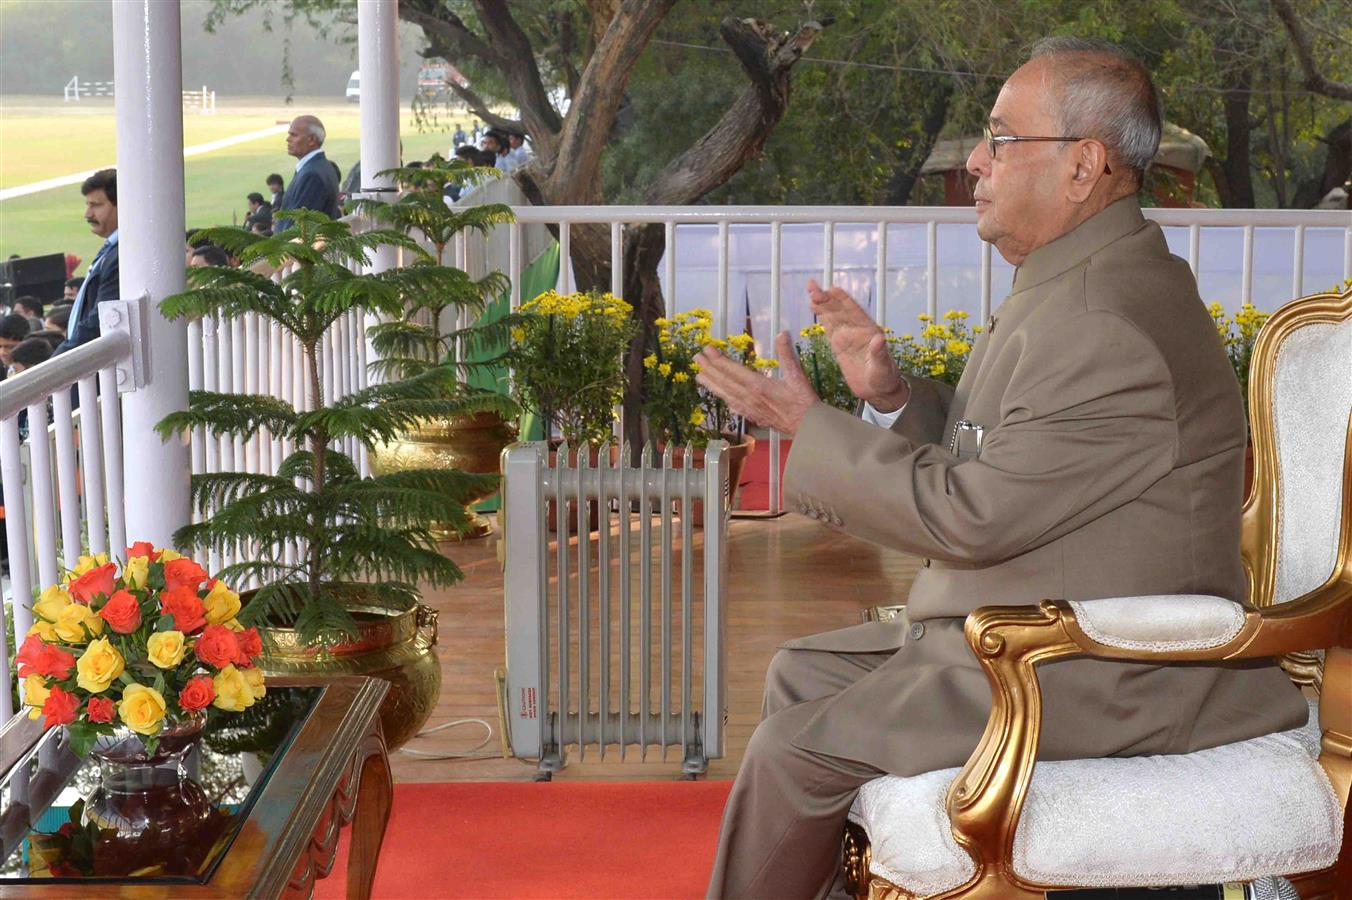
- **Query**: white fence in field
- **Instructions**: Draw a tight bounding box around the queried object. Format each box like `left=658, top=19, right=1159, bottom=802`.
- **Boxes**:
left=63, top=77, right=217, bottom=113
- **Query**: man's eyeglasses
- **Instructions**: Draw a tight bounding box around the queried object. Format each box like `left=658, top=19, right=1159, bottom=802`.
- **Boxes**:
left=982, top=125, right=1111, bottom=174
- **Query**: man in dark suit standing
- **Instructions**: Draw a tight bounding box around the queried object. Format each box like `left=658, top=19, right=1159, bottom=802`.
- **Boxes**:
left=56, top=169, right=119, bottom=354
left=274, top=115, right=341, bottom=231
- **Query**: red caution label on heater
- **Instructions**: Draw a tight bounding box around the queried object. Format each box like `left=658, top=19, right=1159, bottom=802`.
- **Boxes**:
left=519, top=687, right=537, bottom=720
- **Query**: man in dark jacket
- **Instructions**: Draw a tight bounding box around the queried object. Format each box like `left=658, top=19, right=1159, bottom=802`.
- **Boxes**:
left=274, top=115, right=340, bottom=231
left=57, top=169, right=119, bottom=354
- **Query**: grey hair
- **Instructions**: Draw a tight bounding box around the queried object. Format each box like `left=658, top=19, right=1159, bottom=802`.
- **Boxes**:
left=1029, top=37, right=1162, bottom=183
left=306, top=119, right=326, bottom=145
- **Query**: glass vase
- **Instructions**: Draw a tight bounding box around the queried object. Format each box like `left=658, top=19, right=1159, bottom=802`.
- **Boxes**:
left=81, top=717, right=224, bottom=877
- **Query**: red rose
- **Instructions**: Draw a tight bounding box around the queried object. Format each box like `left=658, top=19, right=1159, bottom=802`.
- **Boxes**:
left=98, top=589, right=142, bottom=634
left=15, top=634, right=76, bottom=680
left=86, top=696, right=116, bottom=723
left=178, top=674, right=216, bottom=711
left=68, top=562, right=117, bottom=604
left=194, top=624, right=241, bottom=669
left=125, top=541, right=160, bottom=561
left=236, top=627, right=263, bottom=664
left=163, top=558, right=208, bottom=592
left=40, top=686, right=80, bottom=730
left=160, top=584, right=207, bottom=633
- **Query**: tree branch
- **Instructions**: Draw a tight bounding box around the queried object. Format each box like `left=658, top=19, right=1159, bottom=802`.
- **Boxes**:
left=400, top=1, right=501, bottom=69
left=548, top=0, right=678, bottom=202
left=642, top=17, right=824, bottom=205
left=473, top=0, right=565, bottom=143
left=446, top=81, right=525, bottom=134
left=1270, top=0, right=1352, bottom=100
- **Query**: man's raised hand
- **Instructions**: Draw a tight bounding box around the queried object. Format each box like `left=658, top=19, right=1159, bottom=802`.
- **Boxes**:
left=806, top=279, right=909, bottom=412
left=694, top=331, right=817, bottom=438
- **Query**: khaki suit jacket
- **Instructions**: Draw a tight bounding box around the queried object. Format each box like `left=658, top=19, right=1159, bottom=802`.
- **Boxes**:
left=782, top=197, right=1307, bottom=777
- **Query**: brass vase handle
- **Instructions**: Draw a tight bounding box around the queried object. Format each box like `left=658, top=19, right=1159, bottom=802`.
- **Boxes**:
left=415, top=604, right=439, bottom=648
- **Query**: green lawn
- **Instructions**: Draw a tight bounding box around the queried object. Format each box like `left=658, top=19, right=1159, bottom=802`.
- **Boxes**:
left=0, top=97, right=471, bottom=267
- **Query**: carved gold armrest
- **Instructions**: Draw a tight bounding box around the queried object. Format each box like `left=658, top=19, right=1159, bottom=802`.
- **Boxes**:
left=943, top=580, right=1351, bottom=896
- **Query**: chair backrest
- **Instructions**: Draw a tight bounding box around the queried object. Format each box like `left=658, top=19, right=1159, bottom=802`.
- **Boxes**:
left=1241, top=284, right=1352, bottom=688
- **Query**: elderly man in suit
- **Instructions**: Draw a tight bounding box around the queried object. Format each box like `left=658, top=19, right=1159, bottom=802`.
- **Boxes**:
left=274, top=115, right=340, bottom=231
left=696, top=37, right=1307, bottom=899
left=56, top=169, right=119, bottom=354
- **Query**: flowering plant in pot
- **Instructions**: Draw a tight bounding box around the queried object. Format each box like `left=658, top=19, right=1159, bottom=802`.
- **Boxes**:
left=889, top=310, right=981, bottom=386
left=509, top=289, right=637, bottom=447
left=794, top=323, right=859, bottom=413
left=18, top=544, right=263, bottom=760
left=640, top=308, right=773, bottom=521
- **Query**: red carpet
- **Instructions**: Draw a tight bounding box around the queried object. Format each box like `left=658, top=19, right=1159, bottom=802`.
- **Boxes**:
left=315, top=780, right=732, bottom=899
left=735, top=438, right=792, bottom=511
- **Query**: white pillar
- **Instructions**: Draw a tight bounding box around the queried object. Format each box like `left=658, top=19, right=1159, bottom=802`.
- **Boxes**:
left=358, top=0, right=400, bottom=275
left=112, top=0, right=191, bottom=549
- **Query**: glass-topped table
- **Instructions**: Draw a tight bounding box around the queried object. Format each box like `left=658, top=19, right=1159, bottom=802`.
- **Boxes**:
left=0, top=677, right=391, bottom=899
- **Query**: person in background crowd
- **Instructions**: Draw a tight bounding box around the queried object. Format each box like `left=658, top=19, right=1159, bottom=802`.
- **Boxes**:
left=13, top=296, right=44, bottom=331
left=58, top=168, right=120, bottom=354
left=482, top=129, right=515, bottom=173
left=267, top=173, right=285, bottom=209
left=9, top=336, right=52, bottom=375
left=29, top=329, right=64, bottom=353
left=44, top=304, right=72, bottom=338
left=506, top=130, right=531, bottom=169
left=0, top=313, right=32, bottom=375
left=190, top=245, right=231, bottom=268
left=452, top=123, right=467, bottom=148
left=244, top=192, right=273, bottom=233
left=63, top=277, right=84, bottom=302
left=275, top=115, right=341, bottom=230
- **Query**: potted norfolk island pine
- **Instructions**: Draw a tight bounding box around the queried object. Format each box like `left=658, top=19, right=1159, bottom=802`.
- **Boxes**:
left=156, top=210, right=513, bottom=747
left=350, top=161, right=520, bottom=539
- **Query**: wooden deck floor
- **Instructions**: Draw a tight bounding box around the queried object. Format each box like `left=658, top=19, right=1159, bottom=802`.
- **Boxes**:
left=390, top=515, right=920, bottom=783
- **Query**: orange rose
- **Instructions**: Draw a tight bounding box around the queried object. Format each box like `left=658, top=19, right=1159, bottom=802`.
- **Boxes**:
left=194, top=624, right=241, bottom=669
left=40, top=686, right=80, bottom=730
left=98, top=590, right=143, bottom=634
left=68, top=562, right=117, bottom=604
left=160, top=584, right=207, bottom=633
left=178, top=674, right=216, bottom=711
left=15, top=634, right=76, bottom=680
left=125, top=541, right=160, bottom=561
left=87, top=696, right=116, bottom=723
left=236, top=627, right=263, bottom=665
left=163, top=558, right=208, bottom=592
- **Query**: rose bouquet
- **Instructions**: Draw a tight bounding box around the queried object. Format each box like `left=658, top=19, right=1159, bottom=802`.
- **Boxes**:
left=641, top=308, right=777, bottom=447
left=18, top=542, right=265, bottom=758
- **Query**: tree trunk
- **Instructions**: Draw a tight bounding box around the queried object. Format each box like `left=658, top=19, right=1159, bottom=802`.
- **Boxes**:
left=886, top=79, right=953, bottom=206
left=1293, top=118, right=1351, bottom=209
left=1212, top=71, right=1256, bottom=208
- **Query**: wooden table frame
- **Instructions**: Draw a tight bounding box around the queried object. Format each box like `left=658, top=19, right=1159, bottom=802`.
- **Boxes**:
left=0, top=676, right=392, bottom=899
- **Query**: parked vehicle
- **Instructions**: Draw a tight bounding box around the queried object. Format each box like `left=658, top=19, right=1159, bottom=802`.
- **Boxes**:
left=346, top=70, right=360, bottom=103
left=417, top=63, right=467, bottom=101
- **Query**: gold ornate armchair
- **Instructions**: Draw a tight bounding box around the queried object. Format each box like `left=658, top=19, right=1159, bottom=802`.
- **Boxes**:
left=844, top=284, right=1352, bottom=899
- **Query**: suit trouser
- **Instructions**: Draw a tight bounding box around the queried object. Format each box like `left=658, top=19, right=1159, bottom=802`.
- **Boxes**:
left=707, top=647, right=895, bottom=899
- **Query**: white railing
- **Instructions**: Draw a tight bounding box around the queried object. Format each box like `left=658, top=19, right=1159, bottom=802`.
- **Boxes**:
left=0, top=333, right=132, bottom=719
left=64, top=76, right=217, bottom=113
left=501, top=205, right=1352, bottom=513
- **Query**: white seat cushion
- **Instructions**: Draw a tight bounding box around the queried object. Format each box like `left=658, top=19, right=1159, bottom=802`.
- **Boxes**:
left=849, top=703, right=1340, bottom=894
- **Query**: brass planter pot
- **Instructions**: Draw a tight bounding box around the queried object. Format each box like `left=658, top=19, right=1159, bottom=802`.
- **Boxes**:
left=253, top=589, right=440, bottom=750
left=370, top=411, right=517, bottom=540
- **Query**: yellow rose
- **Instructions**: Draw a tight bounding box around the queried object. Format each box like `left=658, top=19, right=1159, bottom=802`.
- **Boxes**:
left=212, top=665, right=257, bottom=712
left=27, top=620, right=58, bottom=642
left=76, top=637, right=125, bottom=693
left=65, top=552, right=110, bottom=581
left=203, top=580, right=241, bottom=626
left=118, top=683, right=167, bottom=736
left=242, top=666, right=267, bottom=700
left=156, top=548, right=183, bottom=562
left=146, top=631, right=187, bottom=668
left=224, top=618, right=245, bottom=632
left=23, top=675, right=50, bottom=718
left=122, top=555, right=150, bottom=591
left=54, top=602, right=104, bottom=643
left=32, top=584, right=72, bottom=623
